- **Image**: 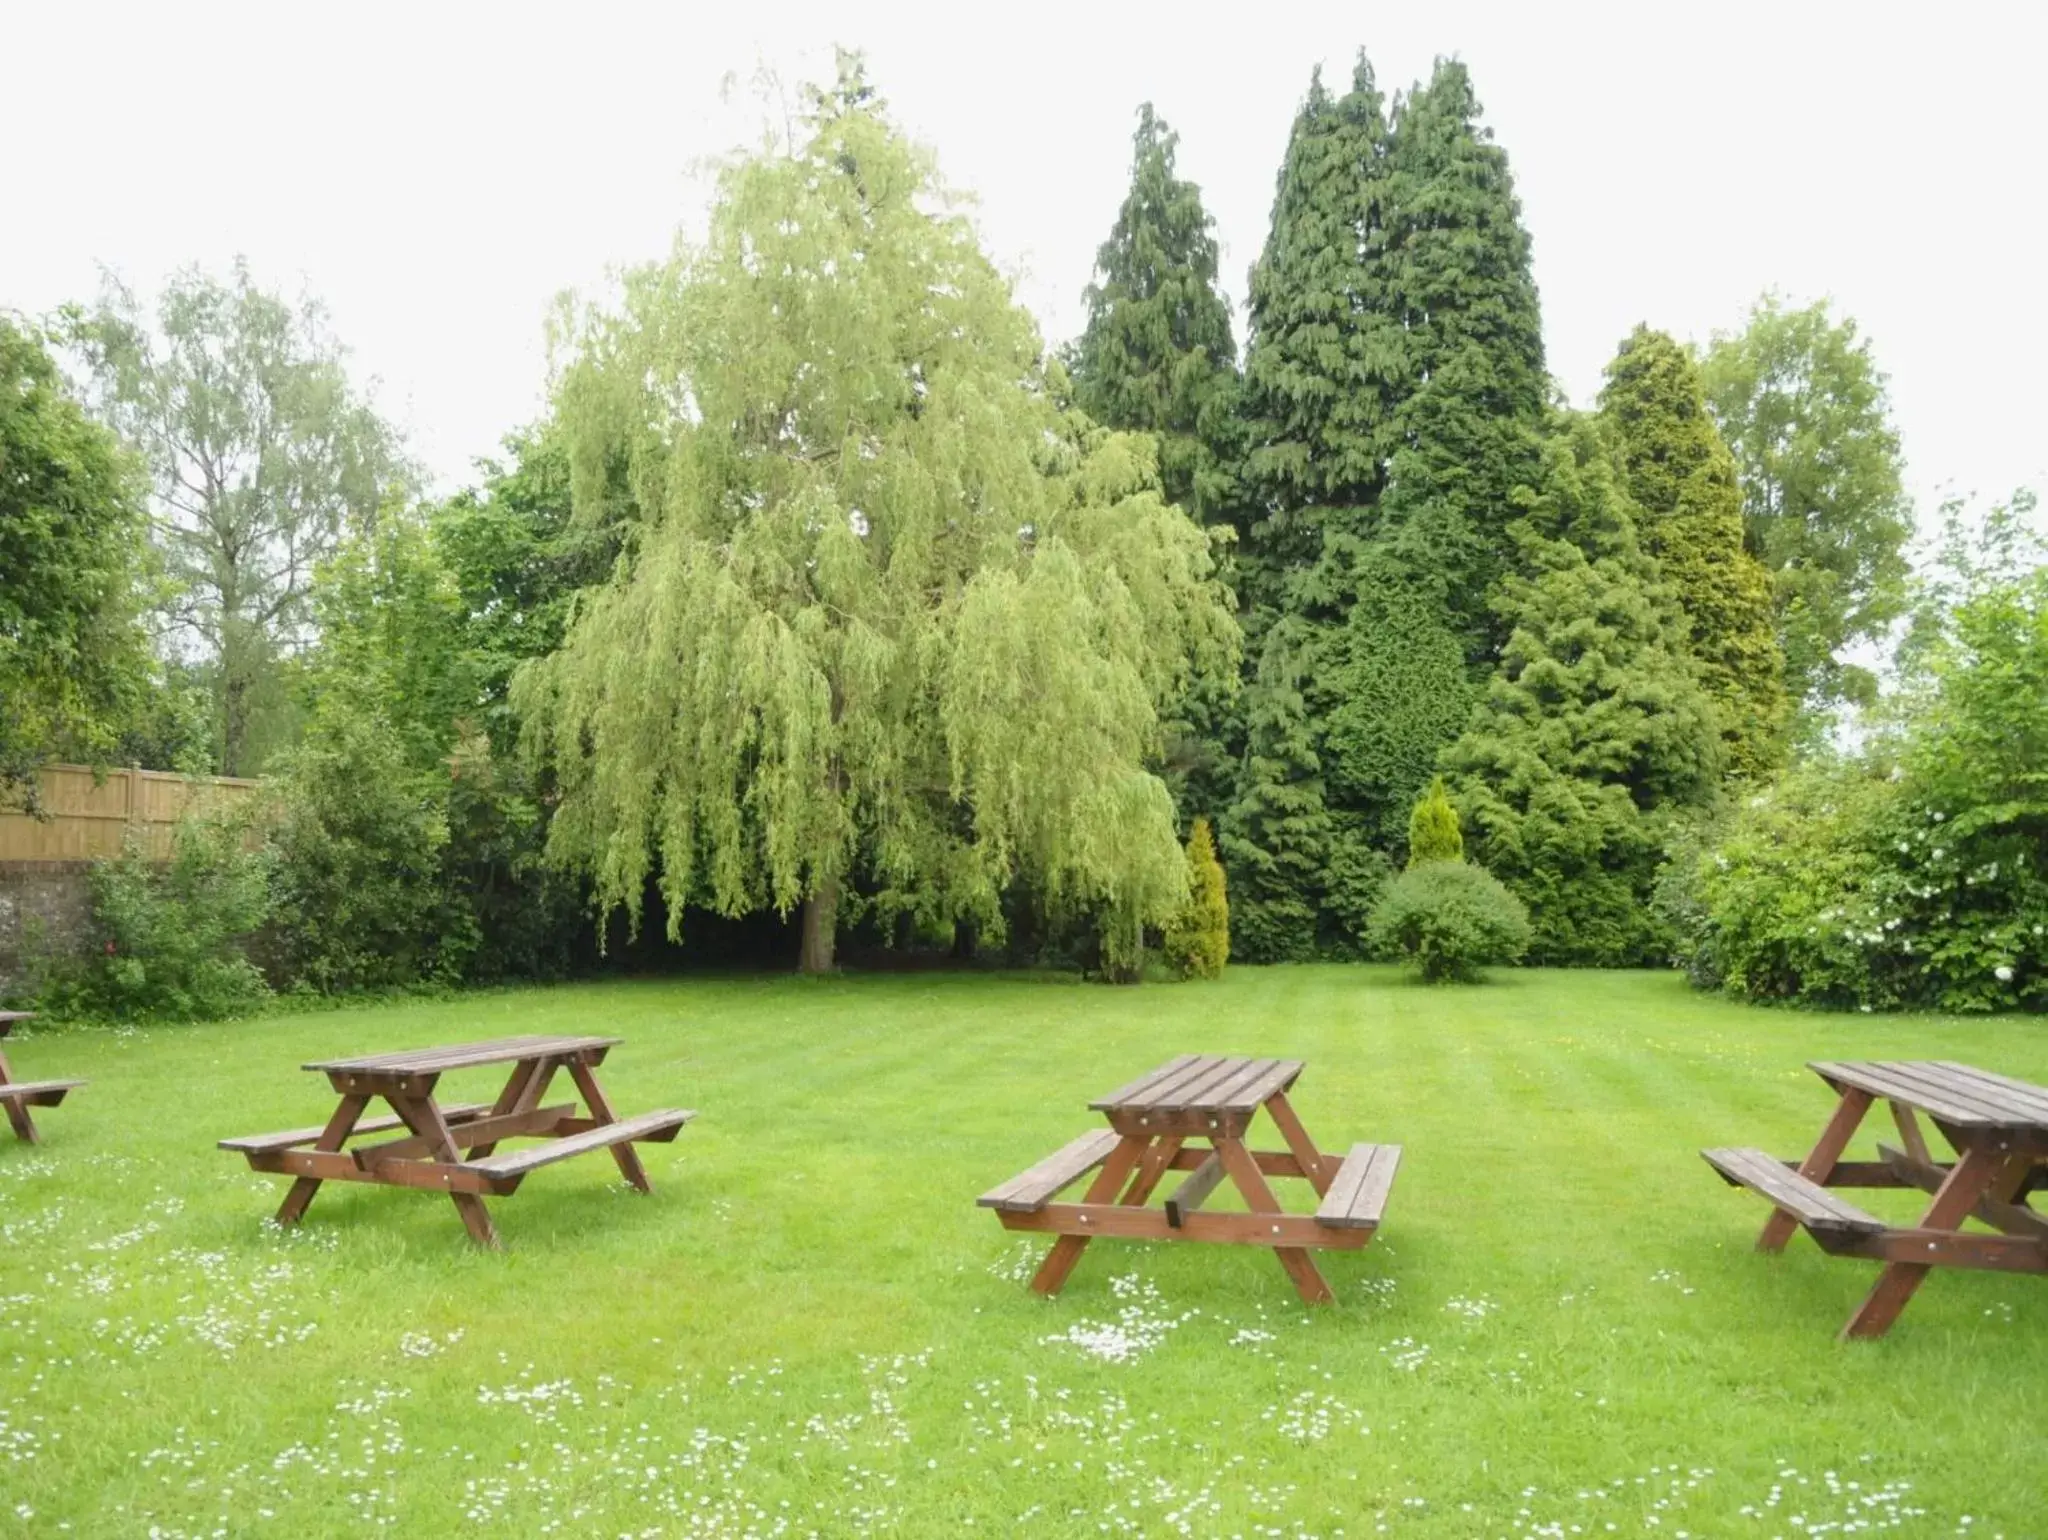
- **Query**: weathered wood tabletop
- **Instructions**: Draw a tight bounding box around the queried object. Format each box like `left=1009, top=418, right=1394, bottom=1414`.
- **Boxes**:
left=980, top=1054, right=1401, bottom=1305
left=0, top=1010, right=85, bottom=1145
left=1704, top=1059, right=2048, bottom=1337
left=221, top=1033, right=693, bottom=1248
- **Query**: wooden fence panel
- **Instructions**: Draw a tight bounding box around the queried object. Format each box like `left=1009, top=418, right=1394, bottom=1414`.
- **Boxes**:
left=0, top=766, right=263, bottom=864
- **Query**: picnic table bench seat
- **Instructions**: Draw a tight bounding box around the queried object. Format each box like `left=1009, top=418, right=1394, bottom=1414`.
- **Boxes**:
left=978, top=1130, right=1122, bottom=1213
left=1702, top=1146, right=1885, bottom=1238
left=220, top=1103, right=492, bottom=1154
left=0, top=1078, right=85, bottom=1107
left=0, top=1011, right=81, bottom=1144
left=460, top=1107, right=693, bottom=1187
left=1313, top=1143, right=1404, bottom=1230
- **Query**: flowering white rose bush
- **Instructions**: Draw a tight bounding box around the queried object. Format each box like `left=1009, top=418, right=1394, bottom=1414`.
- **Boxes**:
left=1671, top=508, right=2047, bottom=1013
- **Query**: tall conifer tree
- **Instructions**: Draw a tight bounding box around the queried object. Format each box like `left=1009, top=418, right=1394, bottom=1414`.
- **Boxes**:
left=1375, top=58, right=1547, bottom=654
left=1224, top=51, right=1547, bottom=938
left=1235, top=58, right=1401, bottom=624
left=1069, top=104, right=1239, bottom=522
left=1069, top=104, right=1244, bottom=823
left=1219, top=620, right=1330, bottom=961
left=1599, top=326, right=1787, bottom=778
left=1445, top=416, right=1721, bottom=964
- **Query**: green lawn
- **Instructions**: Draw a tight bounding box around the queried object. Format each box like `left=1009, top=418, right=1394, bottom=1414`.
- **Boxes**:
left=3, top=967, right=2043, bottom=1538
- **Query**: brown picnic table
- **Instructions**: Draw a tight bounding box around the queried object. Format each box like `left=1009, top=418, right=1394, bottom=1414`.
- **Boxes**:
left=1705, top=1059, right=2048, bottom=1338
left=221, top=1034, right=692, bottom=1248
left=979, top=1054, right=1401, bottom=1305
left=0, top=1010, right=85, bottom=1145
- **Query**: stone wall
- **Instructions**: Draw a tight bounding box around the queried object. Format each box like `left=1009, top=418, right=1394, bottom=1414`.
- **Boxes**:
left=0, top=863, right=92, bottom=996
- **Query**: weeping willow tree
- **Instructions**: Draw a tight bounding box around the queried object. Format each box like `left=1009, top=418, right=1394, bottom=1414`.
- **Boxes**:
left=515, top=60, right=1238, bottom=974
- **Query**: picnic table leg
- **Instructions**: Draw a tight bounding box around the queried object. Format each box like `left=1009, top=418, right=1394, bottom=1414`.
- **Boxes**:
left=388, top=1092, right=501, bottom=1249
left=567, top=1058, right=650, bottom=1194
left=1760, top=1086, right=1874, bottom=1253
left=1030, top=1135, right=1146, bottom=1296
left=1842, top=1139, right=2019, bottom=1339
left=1214, top=1136, right=1334, bottom=1306
left=1264, top=1092, right=1336, bottom=1196
left=275, top=1093, right=370, bottom=1226
left=1889, top=1101, right=1934, bottom=1167
left=466, top=1055, right=560, bottom=1160
left=1119, top=1135, right=1185, bottom=1207
left=0, top=1046, right=37, bottom=1144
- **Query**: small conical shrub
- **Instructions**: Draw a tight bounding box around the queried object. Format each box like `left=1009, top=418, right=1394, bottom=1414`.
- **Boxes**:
left=1406, top=777, right=1464, bottom=867
left=1164, top=817, right=1230, bottom=979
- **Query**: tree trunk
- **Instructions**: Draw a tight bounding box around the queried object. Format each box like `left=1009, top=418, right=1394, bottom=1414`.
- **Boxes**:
left=799, top=874, right=840, bottom=974
left=220, top=664, right=249, bottom=778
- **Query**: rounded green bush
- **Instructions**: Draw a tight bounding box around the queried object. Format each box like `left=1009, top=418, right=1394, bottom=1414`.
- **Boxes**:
left=1365, top=859, right=1531, bottom=982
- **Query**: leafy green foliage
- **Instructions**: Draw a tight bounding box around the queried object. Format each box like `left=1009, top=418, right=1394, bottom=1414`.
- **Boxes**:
left=429, top=429, right=624, bottom=757
left=1684, top=515, right=2048, bottom=1012
left=1162, top=816, right=1230, bottom=979
left=517, top=61, right=1236, bottom=975
left=1318, top=554, right=1473, bottom=844
left=1068, top=104, right=1239, bottom=523
left=265, top=711, right=471, bottom=994
left=268, top=503, right=584, bottom=992
left=0, top=316, right=153, bottom=809
left=1700, top=295, right=1912, bottom=713
left=1406, top=777, right=1463, bottom=866
left=1600, top=326, right=1787, bottom=778
left=1219, top=623, right=1329, bottom=961
left=39, top=814, right=271, bottom=1023
left=1446, top=416, right=1721, bottom=965
left=64, top=260, right=414, bottom=774
left=1365, top=858, right=1530, bottom=981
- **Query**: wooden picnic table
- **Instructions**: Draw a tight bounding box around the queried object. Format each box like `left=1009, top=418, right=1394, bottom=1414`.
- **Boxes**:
left=0, top=1010, right=85, bottom=1145
left=221, top=1033, right=693, bottom=1248
left=1704, top=1059, right=2048, bottom=1338
left=979, top=1054, right=1401, bottom=1305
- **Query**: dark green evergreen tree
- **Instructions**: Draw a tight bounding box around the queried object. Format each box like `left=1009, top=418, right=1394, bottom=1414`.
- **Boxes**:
left=1069, top=104, right=1239, bottom=523
left=1375, top=58, right=1547, bottom=656
left=1599, top=326, right=1787, bottom=778
left=1445, top=415, right=1721, bottom=965
left=1068, top=104, right=1244, bottom=824
left=1219, top=621, right=1330, bottom=961
left=1318, top=551, right=1473, bottom=845
left=1234, top=57, right=1402, bottom=625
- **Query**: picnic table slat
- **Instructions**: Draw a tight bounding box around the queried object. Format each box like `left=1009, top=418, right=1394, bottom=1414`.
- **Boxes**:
left=303, top=1035, right=620, bottom=1076
left=1931, top=1061, right=2048, bottom=1123
left=1865, top=1061, right=2046, bottom=1125
left=1088, top=1055, right=1201, bottom=1110
left=1153, top=1056, right=1261, bottom=1111
left=1116, top=1055, right=1234, bottom=1111
left=1218, top=1058, right=1305, bottom=1113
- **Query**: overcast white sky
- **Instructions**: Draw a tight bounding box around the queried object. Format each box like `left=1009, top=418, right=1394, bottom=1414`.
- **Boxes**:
left=8, top=1, right=2045, bottom=520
